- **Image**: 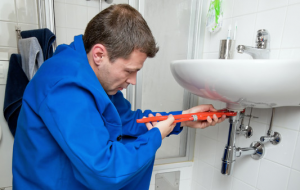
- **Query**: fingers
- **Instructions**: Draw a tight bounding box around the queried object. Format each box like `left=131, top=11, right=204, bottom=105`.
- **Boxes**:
left=152, top=113, right=161, bottom=126
left=144, top=116, right=153, bottom=130
left=145, top=113, right=163, bottom=131
left=159, top=114, right=175, bottom=126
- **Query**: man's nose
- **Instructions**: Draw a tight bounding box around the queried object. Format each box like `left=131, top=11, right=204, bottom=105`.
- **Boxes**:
left=126, top=72, right=137, bottom=85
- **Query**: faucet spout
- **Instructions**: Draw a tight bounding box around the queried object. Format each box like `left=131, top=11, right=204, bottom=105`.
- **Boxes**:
left=237, top=45, right=270, bottom=59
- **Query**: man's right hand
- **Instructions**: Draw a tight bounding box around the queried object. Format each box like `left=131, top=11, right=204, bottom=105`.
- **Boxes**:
left=144, top=113, right=176, bottom=139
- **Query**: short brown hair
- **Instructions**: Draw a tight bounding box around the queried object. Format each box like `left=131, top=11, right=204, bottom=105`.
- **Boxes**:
left=83, top=4, right=159, bottom=62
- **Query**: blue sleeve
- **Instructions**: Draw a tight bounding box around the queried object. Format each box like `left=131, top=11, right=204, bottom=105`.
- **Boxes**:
left=111, top=91, right=183, bottom=137
left=38, top=81, right=162, bottom=189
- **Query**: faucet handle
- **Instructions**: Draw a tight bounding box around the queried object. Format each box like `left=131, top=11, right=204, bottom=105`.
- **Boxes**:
left=256, top=29, right=269, bottom=49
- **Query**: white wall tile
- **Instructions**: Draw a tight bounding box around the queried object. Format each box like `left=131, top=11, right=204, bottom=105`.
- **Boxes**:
left=292, top=132, right=300, bottom=171
left=17, top=23, right=38, bottom=32
left=281, top=4, right=300, bottom=48
left=76, top=5, right=88, bottom=29
left=269, top=49, right=280, bottom=59
left=252, top=108, right=272, bottom=124
left=196, top=161, right=214, bottom=190
left=87, top=7, right=99, bottom=22
left=273, top=107, right=300, bottom=131
left=202, top=52, right=218, bottom=59
left=56, top=27, right=67, bottom=45
left=198, top=124, right=219, bottom=140
left=0, top=48, right=18, bottom=57
left=197, top=135, right=217, bottom=166
left=87, top=0, right=100, bottom=8
left=54, top=0, right=65, bottom=3
left=203, top=29, right=211, bottom=53
left=232, top=156, right=260, bottom=187
left=232, top=0, right=258, bottom=17
left=264, top=126, right=297, bottom=167
left=222, top=0, right=234, bottom=19
left=289, top=0, right=300, bottom=4
left=66, top=4, right=77, bottom=28
left=65, top=0, right=77, bottom=5
left=211, top=168, right=233, bottom=190
left=255, top=7, right=287, bottom=49
left=214, top=141, right=225, bottom=169
left=232, top=178, right=255, bottom=190
left=0, top=22, right=17, bottom=47
left=0, top=0, right=16, bottom=22
left=180, top=166, right=192, bottom=180
left=217, top=120, right=230, bottom=144
left=54, top=2, right=66, bottom=27
left=194, top=134, right=202, bottom=160
left=77, top=0, right=88, bottom=6
left=258, top=0, right=288, bottom=12
left=16, top=0, right=38, bottom=24
left=179, top=179, right=191, bottom=190
left=191, top=181, right=208, bottom=190
left=279, top=48, right=300, bottom=59
left=257, top=159, right=290, bottom=190
left=287, top=169, right=300, bottom=190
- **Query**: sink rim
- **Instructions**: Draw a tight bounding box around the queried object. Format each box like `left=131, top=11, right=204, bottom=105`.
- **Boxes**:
left=170, top=59, right=300, bottom=111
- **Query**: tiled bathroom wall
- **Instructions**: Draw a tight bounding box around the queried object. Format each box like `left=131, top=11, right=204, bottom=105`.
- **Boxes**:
left=0, top=0, right=39, bottom=189
left=191, top=0, right=300, bottom=190
left=0, top=0, right=38, bottom=55
left=54, top=0, right=100, bottom=45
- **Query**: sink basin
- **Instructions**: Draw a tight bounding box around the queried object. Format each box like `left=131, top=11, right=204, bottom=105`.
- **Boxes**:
left=170, top=59, right=300, bottom=111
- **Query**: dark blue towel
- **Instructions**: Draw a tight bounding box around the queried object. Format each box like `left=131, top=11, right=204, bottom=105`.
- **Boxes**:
left=3, top=54, right=29, bottom=136
left=20, top=28, right=56, bottom=60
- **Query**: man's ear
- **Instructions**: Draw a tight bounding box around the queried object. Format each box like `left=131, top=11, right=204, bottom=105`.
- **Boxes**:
left=91, top=44, right=107, bottom=66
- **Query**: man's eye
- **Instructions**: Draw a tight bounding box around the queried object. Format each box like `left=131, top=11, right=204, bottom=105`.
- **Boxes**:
left=127, top=71, right=133, bottom=74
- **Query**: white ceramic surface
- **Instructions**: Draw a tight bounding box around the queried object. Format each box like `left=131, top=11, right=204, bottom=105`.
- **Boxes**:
left=171, top=59, right=300, bottom=111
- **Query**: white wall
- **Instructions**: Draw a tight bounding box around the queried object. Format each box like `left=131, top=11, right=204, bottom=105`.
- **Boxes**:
left=0, top=0, right=39, bottom=189
left=191, top=0, right=300, bottom=190
left=54, top=0, right=100, bottom=45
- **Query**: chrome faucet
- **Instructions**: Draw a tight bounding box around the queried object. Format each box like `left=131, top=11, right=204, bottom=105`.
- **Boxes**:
left=237, top=29, right=270, bottom=59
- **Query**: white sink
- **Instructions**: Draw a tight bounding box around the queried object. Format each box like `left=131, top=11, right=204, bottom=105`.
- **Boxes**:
left=170, top=59, right=300, bottom=111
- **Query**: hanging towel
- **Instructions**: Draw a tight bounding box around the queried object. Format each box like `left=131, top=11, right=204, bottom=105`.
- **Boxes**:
left=18, top=37, right=44, bottom=80
left=3, top=54, right=29, bottom=136
left=20, top=28, right=56, bottom=60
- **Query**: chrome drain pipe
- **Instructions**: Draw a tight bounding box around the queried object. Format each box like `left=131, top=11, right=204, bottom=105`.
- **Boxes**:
left=221, top=112, right=240, bottom=175
left=221, top=110, right=265, bottom=175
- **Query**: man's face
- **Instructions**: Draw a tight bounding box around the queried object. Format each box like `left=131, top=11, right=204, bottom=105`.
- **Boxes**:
left=97, top=49, right=147, bottom=95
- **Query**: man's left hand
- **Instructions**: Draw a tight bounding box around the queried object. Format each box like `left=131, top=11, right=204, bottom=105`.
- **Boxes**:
left=181, top=104, right=226, bottom=129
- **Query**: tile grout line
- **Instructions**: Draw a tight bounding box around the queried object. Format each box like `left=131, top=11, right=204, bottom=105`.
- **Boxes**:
left=288, top=132, right=299, bottom=172
left=278, top=5, right=289, bottom=52
left=285, top=169, right=292, bottom=190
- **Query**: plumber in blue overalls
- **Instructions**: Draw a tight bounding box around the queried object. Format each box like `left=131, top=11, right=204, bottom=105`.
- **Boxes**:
left=12, top=4, right=226, bottom=190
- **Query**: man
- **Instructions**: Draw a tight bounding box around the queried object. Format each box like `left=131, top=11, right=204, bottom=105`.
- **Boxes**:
left=13, top=4, right=225, bottom=190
